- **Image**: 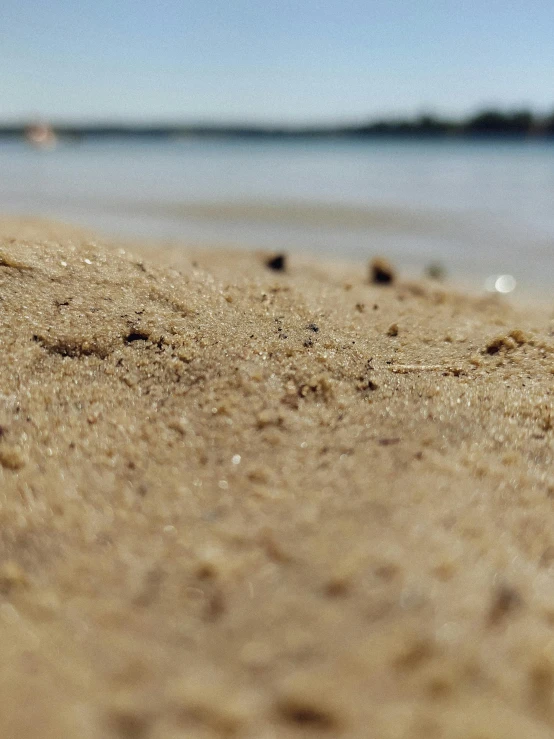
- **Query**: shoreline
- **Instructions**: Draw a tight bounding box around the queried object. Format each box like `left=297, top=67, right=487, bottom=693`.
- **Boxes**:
left=2, top=209, right=552, bottom=305
left=2, top=136, right=553, bottom=299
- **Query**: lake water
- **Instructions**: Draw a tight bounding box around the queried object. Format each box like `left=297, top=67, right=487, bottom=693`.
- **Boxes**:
left=1, top=138, right=553, bottom=292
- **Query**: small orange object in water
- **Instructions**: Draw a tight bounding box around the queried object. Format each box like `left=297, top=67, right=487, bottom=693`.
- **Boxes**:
left=24, top=123, right=57, bottom=150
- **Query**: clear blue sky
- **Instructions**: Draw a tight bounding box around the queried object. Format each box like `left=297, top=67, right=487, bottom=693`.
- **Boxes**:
left=1, top=0, right=553, bottom=123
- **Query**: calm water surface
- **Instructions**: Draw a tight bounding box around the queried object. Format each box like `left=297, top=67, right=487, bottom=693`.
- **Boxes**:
left=1, top=138, right=553, bottom=291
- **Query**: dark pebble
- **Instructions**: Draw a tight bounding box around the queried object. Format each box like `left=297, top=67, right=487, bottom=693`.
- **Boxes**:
left=265, top=254, right=287, bottom=272
left=370, top=257, right=395, bottom=285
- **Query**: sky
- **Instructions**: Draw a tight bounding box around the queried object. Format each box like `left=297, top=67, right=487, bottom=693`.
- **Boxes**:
left=1, top=0, right=553, bottom=124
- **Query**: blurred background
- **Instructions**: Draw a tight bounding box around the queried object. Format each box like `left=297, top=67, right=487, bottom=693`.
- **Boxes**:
left=1, top=0, right=553, bottom=292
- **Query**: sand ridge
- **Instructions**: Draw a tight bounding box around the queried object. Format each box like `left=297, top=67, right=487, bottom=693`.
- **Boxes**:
left=0, top=218, right=553, bottom=738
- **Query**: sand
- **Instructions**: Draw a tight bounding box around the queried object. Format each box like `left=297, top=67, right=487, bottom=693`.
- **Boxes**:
left=0, top=217, right=553, bottom=738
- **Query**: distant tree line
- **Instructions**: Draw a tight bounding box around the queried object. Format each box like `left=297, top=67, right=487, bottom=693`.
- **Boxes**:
left=1, top=108, right=554, bottom=140
left=347, top=109, right=554, bottom=137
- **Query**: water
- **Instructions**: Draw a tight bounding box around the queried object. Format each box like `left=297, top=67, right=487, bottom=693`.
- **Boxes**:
left=1, top=138, right=553, bottom=291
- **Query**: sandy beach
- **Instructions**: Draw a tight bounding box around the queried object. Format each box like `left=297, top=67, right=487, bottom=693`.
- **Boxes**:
left=0, top=217, right=553, bottom=738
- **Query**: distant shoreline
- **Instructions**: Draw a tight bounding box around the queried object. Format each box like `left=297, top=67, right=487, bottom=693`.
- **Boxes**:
left=2, top=108, right=554, bottom=140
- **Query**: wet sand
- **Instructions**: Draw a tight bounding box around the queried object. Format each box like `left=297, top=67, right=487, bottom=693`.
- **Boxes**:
left=0, top=217, right=553, bottom=738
